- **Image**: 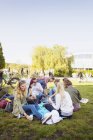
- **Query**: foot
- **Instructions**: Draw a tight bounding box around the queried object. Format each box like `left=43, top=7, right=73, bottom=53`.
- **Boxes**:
left=42, top=113, right=52, bottom=124
left=26, top=115, right=33, bottom=121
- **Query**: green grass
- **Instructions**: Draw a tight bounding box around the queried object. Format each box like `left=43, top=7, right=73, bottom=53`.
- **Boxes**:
left=0, top=82, right=93, bottom=140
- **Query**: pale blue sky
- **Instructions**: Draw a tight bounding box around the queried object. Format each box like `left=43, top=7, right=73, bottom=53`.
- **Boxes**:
left=0, top=0, right=93, bottom=64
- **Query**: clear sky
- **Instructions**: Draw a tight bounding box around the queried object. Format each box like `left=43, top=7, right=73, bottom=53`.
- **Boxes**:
left=0, top=0, right=93, bottom=64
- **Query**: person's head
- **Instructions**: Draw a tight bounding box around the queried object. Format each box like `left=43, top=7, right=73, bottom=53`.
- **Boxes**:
left=56, top=82, right=65, bottom=101
left=56, top=82, right=64, bottom=94
left=30, top=78, right=37, bottom=87
left=54, top=79, right=60, bottom=86
left=49, top=77, right=55, bottom=82
left=63, top=78, right=72, bottom=88
left=16, top=80, right=27, bottom=97
left=17, top=80, right=26, bottom=91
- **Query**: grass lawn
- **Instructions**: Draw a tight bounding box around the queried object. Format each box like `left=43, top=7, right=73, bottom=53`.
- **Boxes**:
left=0, top=82, right=93, bottom=140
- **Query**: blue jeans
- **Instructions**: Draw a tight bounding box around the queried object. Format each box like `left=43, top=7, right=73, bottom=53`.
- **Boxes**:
left=48, top=88, right=56, bottom=102
left=36, top=92, right=45, bottom=103
left=23, top=104, right=42, bottom=120
left=37, top=92, right=43, bottom=100
left=0, top=93, right=14, bottom=100
left=48, top=88, right=56, bottom=96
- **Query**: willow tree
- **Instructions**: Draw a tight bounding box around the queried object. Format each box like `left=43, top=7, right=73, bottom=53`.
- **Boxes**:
left=32, top=46, right=49, bottom=73
left=32, top=45, right=73, bottom=76
left=67, top=55, right=74, bottom=76
left=0, top=43, right=5, bottom=69
left=50, top=45, right=69, bottom=76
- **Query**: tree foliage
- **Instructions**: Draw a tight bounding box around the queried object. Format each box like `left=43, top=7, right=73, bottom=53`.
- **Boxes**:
left=32, top=46, right=48, bottom=72
left=32, top=45, right=73, bottom=76
left=0, top=43, right=5, bottom=69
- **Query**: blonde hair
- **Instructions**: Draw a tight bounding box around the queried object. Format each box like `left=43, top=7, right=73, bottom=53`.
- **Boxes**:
left=57, top=82, right=65, bottom=100
left=57, top=82, right=64, bottom=94
left=16, top=80, right=26, bottom=99
left=51, top=82, right=65, bottom=100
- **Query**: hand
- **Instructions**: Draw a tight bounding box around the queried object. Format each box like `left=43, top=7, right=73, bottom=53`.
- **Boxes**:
left=48, top=97, right=52, bottom=104
left=31, top=95, right=36, bottom=100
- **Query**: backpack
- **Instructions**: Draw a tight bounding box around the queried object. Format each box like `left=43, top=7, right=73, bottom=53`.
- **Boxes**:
left=0, top=99, right=8, bottom=109
left=5, top=101, right=13, bottom=112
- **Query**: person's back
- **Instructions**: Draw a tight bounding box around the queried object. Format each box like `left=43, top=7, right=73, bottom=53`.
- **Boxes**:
left=52, top=91, right=73, bottom=113
left=65, top=85, right=81, bottom=104
left=59, top=91, right=73, bottom=115
left=63, top=78, right=81, bottom=111
left=37, top=79, right=46, bottom=89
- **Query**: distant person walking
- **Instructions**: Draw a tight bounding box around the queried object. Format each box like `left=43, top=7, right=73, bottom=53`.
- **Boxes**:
left=21, top=68, right=24, bottom=77
left=78, top=72, right=84, bottom=82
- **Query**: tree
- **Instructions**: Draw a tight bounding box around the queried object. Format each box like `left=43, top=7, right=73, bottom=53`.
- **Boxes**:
left=0, top=43, right=5, bottom=69
left=51, top=45, right=69, bottom=76
left=32, top=45, right=73, bottom=76
left=67, top=55, right=74, bottom=76
left=32, top=46, right=48, bottom=73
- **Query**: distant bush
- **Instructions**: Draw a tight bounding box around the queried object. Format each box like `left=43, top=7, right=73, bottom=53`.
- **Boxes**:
left=54, top=69, right=70, bottom=77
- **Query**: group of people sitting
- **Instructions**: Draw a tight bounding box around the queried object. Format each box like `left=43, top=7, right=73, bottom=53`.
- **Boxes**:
left=0, top=75, right=87, bottom=125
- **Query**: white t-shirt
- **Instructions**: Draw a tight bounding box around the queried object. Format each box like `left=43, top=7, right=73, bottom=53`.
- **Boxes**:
left=31, top=82, right=43, bottom=96
left=51, top=91, right=74, bottom=116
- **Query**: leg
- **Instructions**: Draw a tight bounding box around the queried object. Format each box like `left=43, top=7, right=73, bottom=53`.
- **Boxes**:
left=23, top=104, right=42, bottom=120
left=44, top=103, right=55, bottom=112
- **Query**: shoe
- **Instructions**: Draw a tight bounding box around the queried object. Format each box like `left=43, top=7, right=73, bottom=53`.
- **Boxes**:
left=17, top=114, right=25, bottom=119
left=42, top=113, right=52, bottom=124
left=27, top=115, right=33, bottom=121
left=80, top=98, right=89, bottom=104
left=17, top=114, right=21, bottom=119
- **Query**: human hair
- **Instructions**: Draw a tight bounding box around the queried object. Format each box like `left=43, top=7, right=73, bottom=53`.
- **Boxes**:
left=29, top=78, right=37, bottom=88
left=16, top=80, right=26, bottom=99
left=51, top=82, right=65, bottom=100
left=56, top=82, right=65, bottom=101
left=63, top=78, right=72, bottom=88
left=51, top=77, right=55, bottom=80
left=54, top=79, right=60, bottom=83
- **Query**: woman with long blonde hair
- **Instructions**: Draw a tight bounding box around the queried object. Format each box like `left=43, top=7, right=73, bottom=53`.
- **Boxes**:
left=12, top=80, right=33, bottom=120
left=49, top=82, right=74, bottom=118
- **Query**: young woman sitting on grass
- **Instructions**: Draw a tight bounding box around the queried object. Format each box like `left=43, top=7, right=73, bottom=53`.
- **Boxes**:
left=28, top=77, right=44, bottom=102
left=63, top=78, right=81, bottom=111
left=48, top=82, right=74, bottom=119
left=12, top=80, right=33, bottom=120
left=12, top=79, right=53, bottom=124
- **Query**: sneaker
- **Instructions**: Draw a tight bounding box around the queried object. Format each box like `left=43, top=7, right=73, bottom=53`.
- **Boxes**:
left=80, top=98, right=89, bottom=104
left=17, top=114, right=21, bottom=119
left=27, top=115, right=33, bottom=121
left=42, top=113, right=52, bottom=124
left=30, top=115, right=33, bottom=120
left=17, top=114, right=25, bottom=119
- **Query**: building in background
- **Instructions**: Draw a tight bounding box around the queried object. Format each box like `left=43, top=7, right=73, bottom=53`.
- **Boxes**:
left=72, top=53, right=93, bottom=70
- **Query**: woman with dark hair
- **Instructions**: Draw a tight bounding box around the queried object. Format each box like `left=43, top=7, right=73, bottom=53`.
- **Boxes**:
left=28, top=77, right=44, bottom=101
left=63, top=78, right=81, bottom=111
